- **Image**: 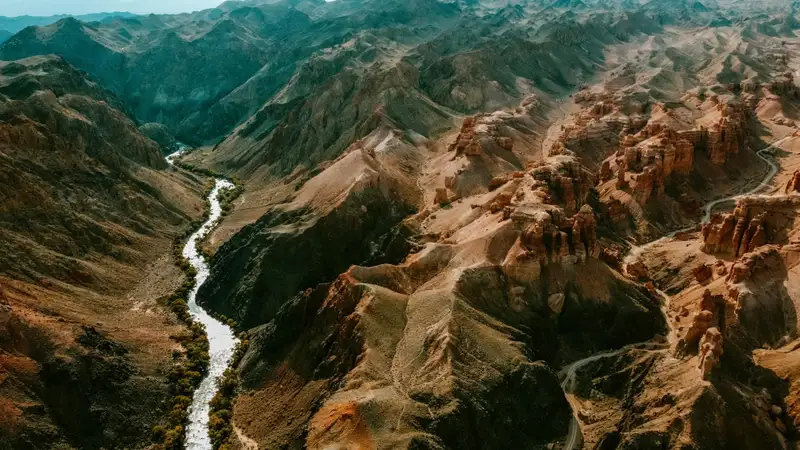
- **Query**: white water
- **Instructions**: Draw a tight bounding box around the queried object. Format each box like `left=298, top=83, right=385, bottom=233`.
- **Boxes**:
left=560, top=137, right=788, bottom=450
left=166, top=151, right=238, bottom=449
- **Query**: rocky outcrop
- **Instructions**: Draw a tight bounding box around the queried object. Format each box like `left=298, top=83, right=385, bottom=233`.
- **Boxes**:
left=680, top=289, right=726, bottom=359
left=702, top=206, right=766, bottom=257
left=510, top=204, right=599, bottom=270
left=698, top=327, right=724, bottom=380
left=724, top=245, right=798, bottom=346
left=702, top=197, right=800, bottom=256
left=0, top=55, right=203, bottom=449
left=529, top=156, right=595, bottom=214
left=605, top=129, right=694, bottom=205
left=693, top=263, right=713, bottom=284
left=769, top=72, right=800, bottom=99
left=785, top=170, right=800, bottom=194
left=727, top=245, right=783, bottom=285
left=625, top=261, right=649, bottom=281
left=702, top=101, right=747, bottom=165
left=448, top=115, right=516, bottom=158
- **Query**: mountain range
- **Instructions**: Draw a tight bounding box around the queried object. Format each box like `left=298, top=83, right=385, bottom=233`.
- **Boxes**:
left=3, top=0, right=800, bottom=449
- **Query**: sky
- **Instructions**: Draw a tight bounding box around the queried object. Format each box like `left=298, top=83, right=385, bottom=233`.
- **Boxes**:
left=1, top=0, right=226, bottom=17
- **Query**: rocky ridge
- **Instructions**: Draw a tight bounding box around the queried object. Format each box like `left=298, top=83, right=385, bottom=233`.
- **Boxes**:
left=0, top=55, right=206, bottom=449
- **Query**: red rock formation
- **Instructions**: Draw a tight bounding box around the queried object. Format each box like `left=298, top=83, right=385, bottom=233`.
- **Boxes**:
left=496, top=136, right=514, bottom=151
left=714, top=260, right=728, bottom=276
left=703, top=101, right=747, bottom=165
left=698, top=327, right=724, bottom=380
left=726, top=245, right=782, bottom=284
left=785, top=170, right=800, bottom=194
left=702, top=200, right=772, bottom=256
left=450, top=116, right=480, bottom=156
left=684, top=310, right=715, bottom=349
left=702, top=213, right=738, bottom=254
left=511, top=205, right=599, bottom=267
left=625, top=261, right=649, bottom=280
left=606, top=129, right=694, bottom=205
left=450, top=116, right=519, bottom=158
left=693, top=264, right=713, bottom=284
left=529, top=158, right=594, bottom=214
left=489, top=192, right=513, bottom=213
left=434, top=188, right=449, bottom=205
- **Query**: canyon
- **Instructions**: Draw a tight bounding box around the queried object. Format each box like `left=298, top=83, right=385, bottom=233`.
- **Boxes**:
left=3, top=0, right=800, bottom=449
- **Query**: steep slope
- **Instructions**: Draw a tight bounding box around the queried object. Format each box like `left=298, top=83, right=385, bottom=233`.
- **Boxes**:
left=195, top=95, right=670, bottom=448
left=189, top=7, right=800, bottom=449
left=0, top=55, right=206, bottom=449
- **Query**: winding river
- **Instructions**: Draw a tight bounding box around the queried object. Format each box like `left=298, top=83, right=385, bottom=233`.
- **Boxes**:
left=560, top=136, right=789, bottom=450
left=167, top=150, right=239, bottom=450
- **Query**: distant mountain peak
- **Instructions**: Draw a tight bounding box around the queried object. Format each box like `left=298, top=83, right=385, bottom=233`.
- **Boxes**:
left=551, top=0, right=588, bottom=9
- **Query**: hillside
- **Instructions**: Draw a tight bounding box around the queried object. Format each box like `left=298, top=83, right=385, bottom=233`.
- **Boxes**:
left=3, top=0, right=800, bottom=449
left=0, top=55, right=206, bottom=449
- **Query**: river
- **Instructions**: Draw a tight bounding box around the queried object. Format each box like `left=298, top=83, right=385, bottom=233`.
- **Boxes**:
left=560, top=136, right=789, bottom=450
left=167, top=150, right=239, bottom=449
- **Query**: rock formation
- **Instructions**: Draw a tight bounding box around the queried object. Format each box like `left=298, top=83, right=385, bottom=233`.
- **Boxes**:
left=785, top=170, right=800, bottom=194
left=448, top=115, right=515, bottom=158
left=604, top=128, right=696, bottom=205
left=693, top=263, right=713, bottom=284
left=698, top=327, right=724, bottom=380
left=702, top=206, right=766, bottom=257
left=703, top=197, right=800, bottom=256
left=510, top=204, right=599, bottom=269
left=680, top=289, right=726, bottom=357
left=703, top=101, right=747, bottom=165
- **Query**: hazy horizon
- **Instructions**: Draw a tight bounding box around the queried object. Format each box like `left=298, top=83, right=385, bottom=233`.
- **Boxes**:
left=1, top=0, right=226, bottom=17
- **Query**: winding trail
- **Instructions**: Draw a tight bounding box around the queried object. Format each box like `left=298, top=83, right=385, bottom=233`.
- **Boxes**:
left=560, top=137, right=788, bottom=450
left=167, top=150, right=239, bottom=450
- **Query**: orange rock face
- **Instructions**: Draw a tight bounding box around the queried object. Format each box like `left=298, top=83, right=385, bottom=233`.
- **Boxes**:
left=693, top=263, right=713, bottom=284
left=449, top=115, right=516, bottom=158
left=513, top=205, right=599, bottom=267
left=704, top=195, right=800, bottom=257
left=529, top=158, right=594, bottom=214
left=625, top=261, right=649, bottom=280
left=434, top=187, right=449, bottom=205
left=698, top=327, right=724, bottom=380
left=684, top=310, right=715, bottom=350
left=606, top=129, right=694, bottom=205
left=785, top=170, right=800, bottom=194
left=703, top=101, right=747, bottom=165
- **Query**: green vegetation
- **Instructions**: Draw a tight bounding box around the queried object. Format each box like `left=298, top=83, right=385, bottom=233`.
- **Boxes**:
left=179, top=161, right=244, bottom=218
left=151, top=184, right=216, bottom=450
left=174, top=156, right=244, bottom=261
left=152, top=170, right=248, bottom=449
left=207, top=314, right=250, bottom=450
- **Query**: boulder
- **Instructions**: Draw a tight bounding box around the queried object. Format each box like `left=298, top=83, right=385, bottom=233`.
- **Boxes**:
left=625, top=261, right=649, bottom=280
left=693, top=263, right=713, bottom=284
left=496, top=136, right=514, bottom=150
left=548, top=293, right=566, bottom=314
